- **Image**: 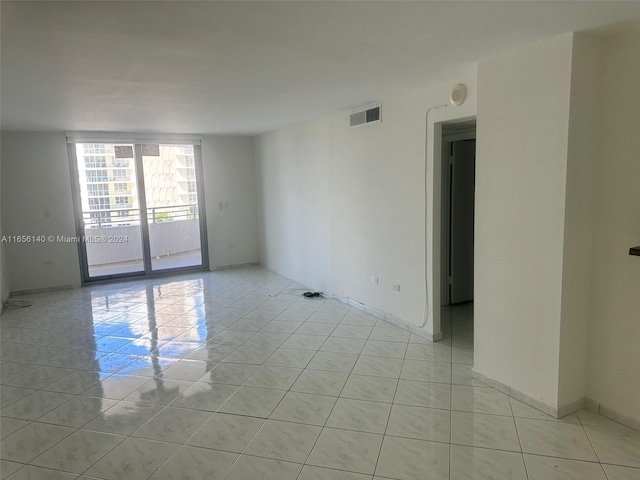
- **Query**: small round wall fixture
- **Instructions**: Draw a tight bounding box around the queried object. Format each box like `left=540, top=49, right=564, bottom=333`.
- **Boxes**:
left=450, top=83, right=467, bottom=106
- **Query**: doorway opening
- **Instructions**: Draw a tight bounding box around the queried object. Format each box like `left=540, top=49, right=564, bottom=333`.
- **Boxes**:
left=68, top=141, right=208, bottom=283
left=440, top=120, right=476, bottom=356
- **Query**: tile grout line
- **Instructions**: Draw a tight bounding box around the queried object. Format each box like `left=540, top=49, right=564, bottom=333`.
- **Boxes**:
left=367, top=317, right=404, bottom=479
left=577, top=411, right=609, bottom=477
left=26, top=351, right=215, bottom=477
left=293, top=305, right=354, bottom=479
left=216, top=291, right=342, bottom=479
left=448, top=305, right=454, bottom=480
left=177, top=274, right=288, bottom=479
left=509, top=382, right=531, bottom=480
left=3, top=274, right=265, bottom=479
left=294, top=304, right=376, bottom=479
left=3, top=272, right=636, bottom=479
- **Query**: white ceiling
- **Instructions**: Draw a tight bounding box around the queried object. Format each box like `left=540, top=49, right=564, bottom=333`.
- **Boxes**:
left=2, top=1, right=640, bottom=135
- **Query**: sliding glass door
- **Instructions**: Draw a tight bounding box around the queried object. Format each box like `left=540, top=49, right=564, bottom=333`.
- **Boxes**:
left=141, top=144, right=203, bottom=271
left=69, top=139, right=207, bottom=281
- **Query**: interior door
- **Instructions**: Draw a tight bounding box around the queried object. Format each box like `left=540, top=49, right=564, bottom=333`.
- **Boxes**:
left=450, top=139, right=476, bottom=304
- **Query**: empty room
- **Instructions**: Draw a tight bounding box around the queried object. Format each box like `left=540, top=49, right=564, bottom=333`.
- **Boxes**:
left=1, top=1, right=639, bottom=479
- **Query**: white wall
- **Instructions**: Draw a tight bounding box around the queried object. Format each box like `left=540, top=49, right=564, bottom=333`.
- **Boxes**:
left=0, top=132, right=258, bottom=292
left=255, top=118, right=332, bottom=293
left=587, top=26, right=640, bottom=422
left=0, top=145, right=9, bottom=305
left=1, top=132, right=82, bottom=292
left=255, top=66, right=477, bottom=338
left=557, top=34, right=601, bottom=408
left=201, top=135, right=259, bottom=270
left=475, top=31, right=640, bottom=419
left=475, top=35, right=574, bottom=408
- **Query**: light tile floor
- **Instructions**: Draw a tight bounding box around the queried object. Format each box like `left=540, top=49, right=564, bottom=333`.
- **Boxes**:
left=1, top=267, right=639, bottom=479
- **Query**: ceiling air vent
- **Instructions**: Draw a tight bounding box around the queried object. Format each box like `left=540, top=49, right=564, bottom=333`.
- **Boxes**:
left=350, top=103, right=381, bottom=128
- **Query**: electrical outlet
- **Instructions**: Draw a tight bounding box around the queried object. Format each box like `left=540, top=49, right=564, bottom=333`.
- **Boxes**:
left=392, top=283, right=400, bottom=292
left=44, top=210, right=51, bottom=218
left=226, top=244, right=233, bottom=249
left=371, top=276, right=379, bottom=284
left=44, top=260, right=53, bottom=266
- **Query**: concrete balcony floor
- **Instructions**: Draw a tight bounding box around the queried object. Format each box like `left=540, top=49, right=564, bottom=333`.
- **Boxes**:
left=89, top=250, right=202, bottom=277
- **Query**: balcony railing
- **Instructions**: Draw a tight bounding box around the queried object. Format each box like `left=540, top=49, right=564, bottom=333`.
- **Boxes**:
left=148, top=204, right=199, bottom=224
left=83, top=204, right=199, bottom=228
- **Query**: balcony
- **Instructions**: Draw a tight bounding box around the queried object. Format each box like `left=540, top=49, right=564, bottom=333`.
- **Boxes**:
left=82, top=204, right=202, bottom=276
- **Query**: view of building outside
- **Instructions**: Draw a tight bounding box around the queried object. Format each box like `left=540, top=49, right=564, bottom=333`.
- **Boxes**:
left=142, top=144, right=199, bottom=226
left=75, top=143, right=197, bottom=228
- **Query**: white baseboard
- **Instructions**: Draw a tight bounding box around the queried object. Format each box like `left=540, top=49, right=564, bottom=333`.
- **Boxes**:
left=585, top=398, right=640, bottom=432
left=471, top=369, right=585, bottom=419
left=470, top=370, right=510, bottom=395
left=557, top=397, right=587, bottom=419
left=332, top=294, right=441, bottom=342
left=10, top=284, right=74, bottom=296
left=213, top=261, right=260, bottom=271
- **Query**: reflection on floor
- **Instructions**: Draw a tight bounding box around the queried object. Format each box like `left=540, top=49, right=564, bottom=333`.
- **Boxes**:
left=1, top=267, right=638, bottom=479
left=441, top=301, right=474, bottom=362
